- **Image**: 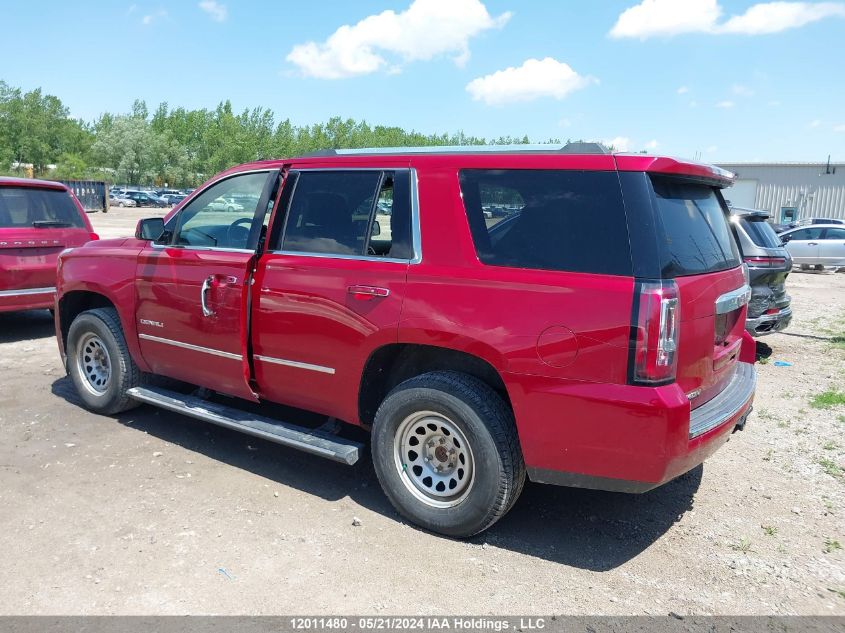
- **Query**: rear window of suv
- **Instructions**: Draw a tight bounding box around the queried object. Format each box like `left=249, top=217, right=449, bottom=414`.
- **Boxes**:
left=0, top=187, right=85, bottom=228
left=459, top=170, right=632, bottom=276
left=650, top=177, right=741, bottom=277
left=739, top=217, right=783, bottom=249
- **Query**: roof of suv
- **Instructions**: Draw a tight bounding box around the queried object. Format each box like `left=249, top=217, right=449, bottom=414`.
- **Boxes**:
left=214, top=149, right=735, bottom=188
left=0, top=176, right=68, bottom=191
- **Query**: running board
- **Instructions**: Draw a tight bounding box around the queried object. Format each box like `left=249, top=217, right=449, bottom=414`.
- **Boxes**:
left=126, top=386, right=362, bottom=465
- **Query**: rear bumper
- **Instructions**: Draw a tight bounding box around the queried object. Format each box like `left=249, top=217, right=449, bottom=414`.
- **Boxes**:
left=0, top=286, right=56, bottom=313
left=746, top=306, right=792, bottom=336
left=510, top=362, right=757, bottom=493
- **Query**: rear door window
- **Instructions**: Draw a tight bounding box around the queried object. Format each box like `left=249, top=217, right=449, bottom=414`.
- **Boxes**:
left=650, top=177, right=741, bottom=277
left=739, top=217, right=783, bottom=249
left=458, top=169, right=632, bottom=276
left=0, top=187, right=84, bottom=228
left=279, top=170, right=413, bottom=259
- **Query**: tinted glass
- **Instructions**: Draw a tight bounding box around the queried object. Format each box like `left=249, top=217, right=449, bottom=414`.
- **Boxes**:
left=787, top=227, right=823, bottom=240
left=824, top=227, right=845, bottom=240
left=459, top=169, right=632, bottom=276
left=173, top=172, right=268, bottom=249
left=739, top=217, right=782, bottom=249
left=0, top=187, right=84, bottom=228
left=281, top=171, right=382, bottom=256
left=651, top=177, right=740, bottom=277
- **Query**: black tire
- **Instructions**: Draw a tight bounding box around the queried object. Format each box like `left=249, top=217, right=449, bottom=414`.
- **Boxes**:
left=66, top=307, right=141, bottom=415
left=371, top=371, right=525, bottom=538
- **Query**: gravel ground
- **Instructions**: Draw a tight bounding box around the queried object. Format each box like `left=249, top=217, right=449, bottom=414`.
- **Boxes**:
left=0, top=208, right=843, bottom=615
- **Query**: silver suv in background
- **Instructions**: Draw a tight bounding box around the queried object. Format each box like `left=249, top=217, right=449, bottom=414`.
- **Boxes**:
left=730, top=207, right=793, bottom=336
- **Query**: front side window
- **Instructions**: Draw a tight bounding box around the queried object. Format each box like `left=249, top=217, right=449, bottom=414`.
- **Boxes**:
left=279, top=170, right=412, bottom=259
left=172, top=172, right=269, bottom=249
left=0, top=187, right=84, bottom=228
left=788, top=227, right=823, bottom=241
left=459, top=169, right=632, bottom=275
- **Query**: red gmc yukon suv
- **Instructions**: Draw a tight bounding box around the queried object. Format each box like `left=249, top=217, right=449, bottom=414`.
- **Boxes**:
left=1, top=177, right=97, bottom=313
left=55, top=146, right=756, bottom=537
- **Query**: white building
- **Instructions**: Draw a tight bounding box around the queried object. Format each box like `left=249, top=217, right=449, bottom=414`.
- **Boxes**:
left=718, top=161, right=845, bottom=224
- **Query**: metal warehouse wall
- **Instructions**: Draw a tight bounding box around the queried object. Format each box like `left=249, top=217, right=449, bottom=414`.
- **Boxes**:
left=718, top=163, right=845, bottom=221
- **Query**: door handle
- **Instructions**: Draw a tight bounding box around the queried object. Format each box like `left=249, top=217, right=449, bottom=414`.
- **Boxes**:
left=807, top=242, right=818, bottom=246
left=201, top=276, right=216, bottom=317
left=347, top=285, right=390, bottom=301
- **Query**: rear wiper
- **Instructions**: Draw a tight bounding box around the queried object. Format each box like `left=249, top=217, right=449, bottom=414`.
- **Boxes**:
left=32, top=220, right=73, bottom=228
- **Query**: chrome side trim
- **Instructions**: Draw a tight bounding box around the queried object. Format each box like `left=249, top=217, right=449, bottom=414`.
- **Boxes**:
left=138, top=333, right=242, bottom=360
left=268, top=250, right=410, bottom=264
left=688, top=362, right=756, bottom=439
left=254, top=354, right=335, bottom=375
left=0, top=286, right=55, bottom=297
left=409, top=167, right=422, bottom=265
left=715, top=284, right=752, bottom=314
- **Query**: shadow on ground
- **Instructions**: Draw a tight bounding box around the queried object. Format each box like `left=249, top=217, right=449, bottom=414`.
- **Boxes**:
left=51, top=375, right=701, bottom=572
left=0, top=310, right=54, bottom=343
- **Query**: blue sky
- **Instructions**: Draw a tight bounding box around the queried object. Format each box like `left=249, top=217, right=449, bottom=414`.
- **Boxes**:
left=2, top=0, right=845, bottom=161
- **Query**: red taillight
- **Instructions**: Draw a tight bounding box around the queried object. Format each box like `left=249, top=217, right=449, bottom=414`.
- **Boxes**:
left=743, top=256, right=785, bottom=267
left=632, top=280, right=680, bottom=385
left=89, top=232, right=99, bottom=241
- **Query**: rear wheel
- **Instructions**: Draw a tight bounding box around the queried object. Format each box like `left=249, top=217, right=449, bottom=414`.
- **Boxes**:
left=66, top=308, right=141, bottom=415
left=371, top=371, right=525, bottom=538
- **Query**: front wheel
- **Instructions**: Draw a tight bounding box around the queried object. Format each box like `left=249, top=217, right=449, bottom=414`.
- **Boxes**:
left=371, top=371, right=525, bottom=538
left=66, top=307, right=141, bottom=415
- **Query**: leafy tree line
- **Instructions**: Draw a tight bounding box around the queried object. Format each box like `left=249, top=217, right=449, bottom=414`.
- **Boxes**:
left=0, top=81, right=558, bottom=188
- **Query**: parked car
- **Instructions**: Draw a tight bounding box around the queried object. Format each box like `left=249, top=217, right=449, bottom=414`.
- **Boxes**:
left=0, top=177, right=97, bottom=314
left=110, top=195, right=137, bottom=208
left=161, top=193, right=187, bottom=206
left=206, top=196, right=244, bottom=212
left=730, top=207, right=792, bottom=336
left=54, top=148, right=756, bottom=538
left=123, top=191, right=169, bottom=208
left=779, top=224, right=845, bottom=270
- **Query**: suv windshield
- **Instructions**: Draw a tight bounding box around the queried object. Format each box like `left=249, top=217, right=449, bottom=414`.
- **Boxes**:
left=650, top=177, right=741, bottom=277
left=739, top=217, right=783, bottom=249
left=0, top=187, right=84, bottom=228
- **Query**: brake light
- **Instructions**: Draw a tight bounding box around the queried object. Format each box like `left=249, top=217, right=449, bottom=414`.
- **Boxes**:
left=632, top=280, right=680, bottom=385
left=743, top=256, right=785, bottom=267
left=89, top=232, right=99, bottom=241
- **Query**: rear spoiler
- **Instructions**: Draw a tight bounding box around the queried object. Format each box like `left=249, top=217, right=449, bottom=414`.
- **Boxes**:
left=614, top=155, right=735, bottom=188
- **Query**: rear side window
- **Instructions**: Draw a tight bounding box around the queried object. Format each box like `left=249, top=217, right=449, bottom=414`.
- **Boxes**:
left=280, top=170, right=413, bottom=259
left=650, top=177, right=740, bottom=277
left=739, top=217, right=782, bottom=249
left=459, top=170, right=632, bottom=276
left=825, top=227, right=845, bottom=240
left=0, top=187, right=84, bottom=228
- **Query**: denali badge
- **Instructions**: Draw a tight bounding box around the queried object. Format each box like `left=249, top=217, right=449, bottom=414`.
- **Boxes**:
left=686, top=389, right=702, bottom=401
left=139, top=319, right=164, bottom=328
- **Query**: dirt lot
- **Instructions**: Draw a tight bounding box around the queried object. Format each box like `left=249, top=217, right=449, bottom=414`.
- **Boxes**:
left=0, top=207, right=843, bottom=615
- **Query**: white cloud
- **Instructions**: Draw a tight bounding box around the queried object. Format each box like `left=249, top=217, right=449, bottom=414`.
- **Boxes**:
left=644, top=139, right=659, bottom=150
left=677, top=85, right=690, bottom=94
left=199, top=0, right=227, bottom=22
left=809, top=119, right=822, bottom=127
left=833, top=124, right=845, bottom=132
left=603, top=137, right=633, bottom=152
left=466, top=57, right=596, bottom=106
left=610, top=0, right=722, bottom=38
left=720, top=1, right=845, bottom=34
left=732, top=83, right=755, bottom=96
left=558, top=118, right=572, bottom=128
left=716, top=100, right=735, bottom=108
left=768, top=99, right=782, bottom=106
left=287, top=0, right=510, bottom=79
left=141, top=9, right=167, bottom=25
left=609, top=0, right=845, bottom=38
left=706, top=145, right=719, bottom=153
